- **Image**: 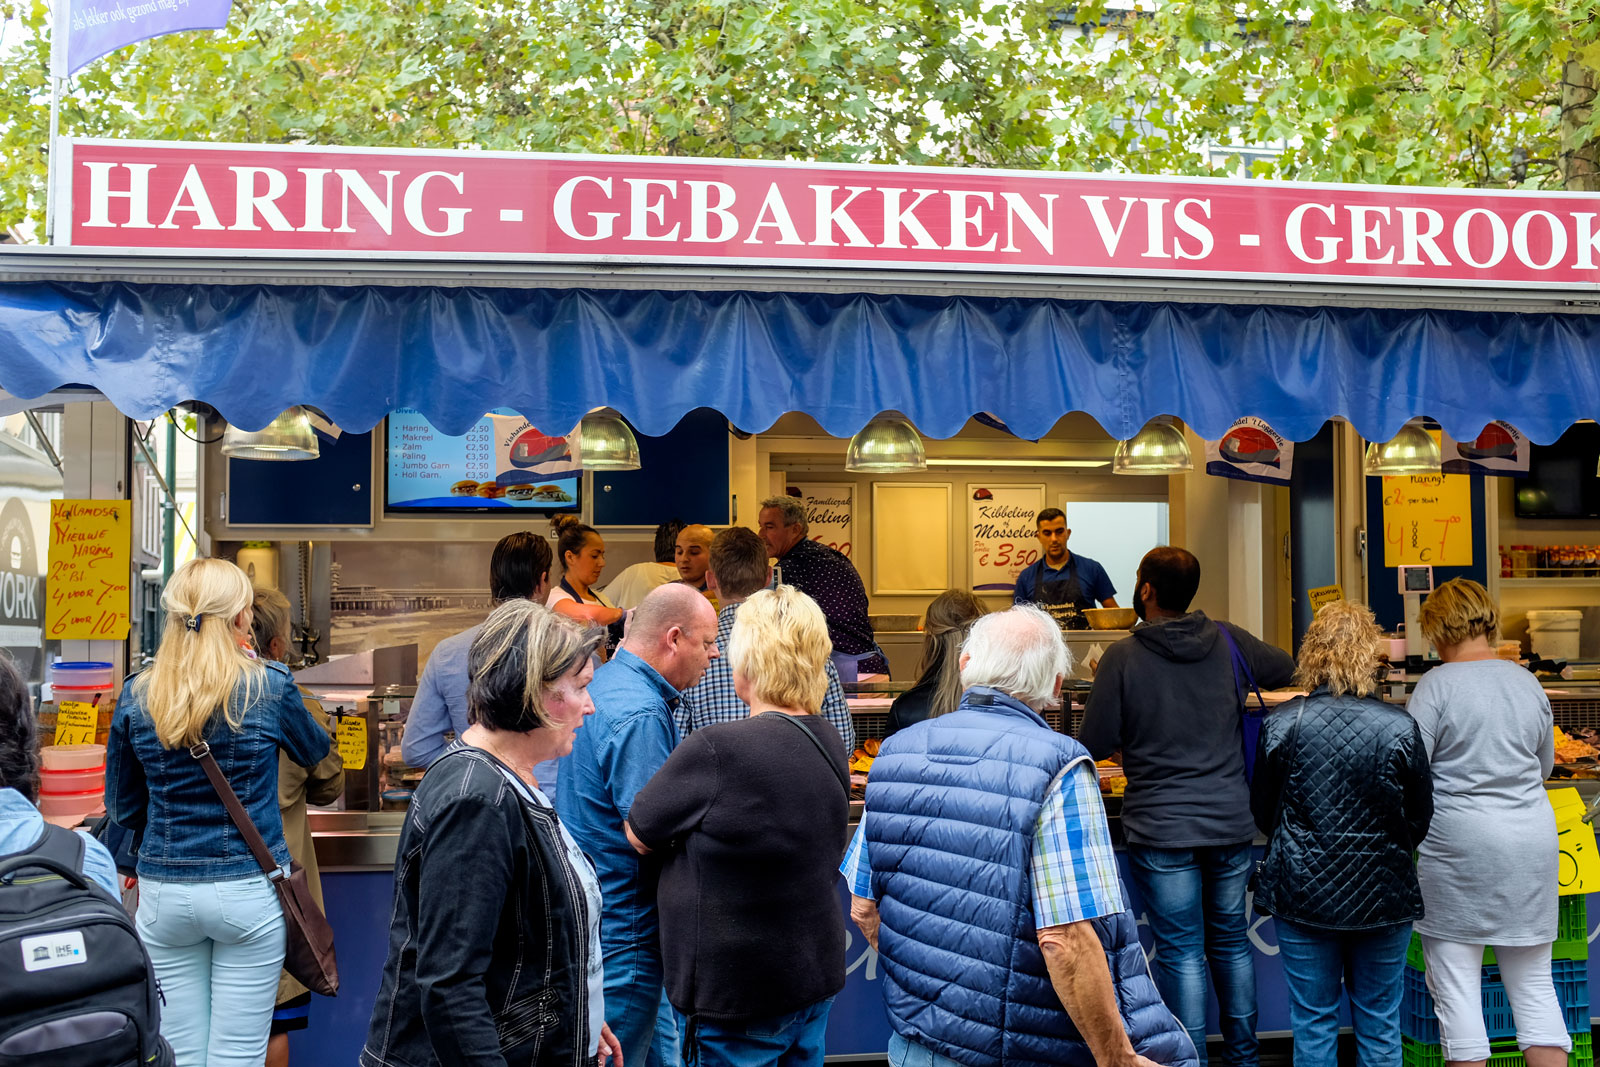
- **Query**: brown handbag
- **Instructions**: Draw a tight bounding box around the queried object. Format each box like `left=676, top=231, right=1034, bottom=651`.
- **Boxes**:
left=189, top=740, right=340, bottom=997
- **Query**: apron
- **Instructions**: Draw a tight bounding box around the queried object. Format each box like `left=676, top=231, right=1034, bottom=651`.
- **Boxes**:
left=1034, top=558, right=1092, bottom=631
left=562, top=578, right=625, bottom=652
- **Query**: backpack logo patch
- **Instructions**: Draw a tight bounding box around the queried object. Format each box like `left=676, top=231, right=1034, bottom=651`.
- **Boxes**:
left=20, top=930, right=87, bottom=971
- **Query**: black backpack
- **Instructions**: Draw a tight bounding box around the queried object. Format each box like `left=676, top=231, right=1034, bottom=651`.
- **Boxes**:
left=0, top=822, right=173, bottom=1067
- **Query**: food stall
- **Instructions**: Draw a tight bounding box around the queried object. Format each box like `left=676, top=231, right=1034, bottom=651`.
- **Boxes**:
left=5, top=138, right=1600, bottom=1061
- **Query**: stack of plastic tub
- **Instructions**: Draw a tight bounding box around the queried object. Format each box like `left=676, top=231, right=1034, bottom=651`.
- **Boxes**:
left=38, top=743, right=106, bottom=827
left=1400, top=896, right=1592, bottom=1066
left=49, top=660, right=116, bottom=707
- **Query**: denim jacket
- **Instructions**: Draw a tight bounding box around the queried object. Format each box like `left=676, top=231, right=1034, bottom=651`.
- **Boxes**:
left=106, top=660, right=331, bottom=882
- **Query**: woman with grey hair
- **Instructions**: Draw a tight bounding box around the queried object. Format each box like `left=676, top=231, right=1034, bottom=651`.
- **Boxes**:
left=363, top=601, right=622, bottom=1067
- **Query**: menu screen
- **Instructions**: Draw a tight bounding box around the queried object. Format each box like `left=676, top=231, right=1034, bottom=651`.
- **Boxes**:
left=385, top=409, right=582, bottom=512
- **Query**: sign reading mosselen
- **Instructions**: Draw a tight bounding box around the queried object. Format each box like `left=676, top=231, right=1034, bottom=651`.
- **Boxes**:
left=58, top=138, right=1600, bottom=289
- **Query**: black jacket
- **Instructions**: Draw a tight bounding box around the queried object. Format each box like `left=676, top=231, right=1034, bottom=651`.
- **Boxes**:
left=1081, top=611, right=1297, bottom=848
left=362, top=747, right=593, bottom=1067
left=885, top=677, right=937, bottom=738
left=1250, top=690, right=1434, bottom=931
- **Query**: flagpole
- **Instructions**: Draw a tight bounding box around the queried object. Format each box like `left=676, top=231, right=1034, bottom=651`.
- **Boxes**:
left=45, top=0, right=66, bottom=244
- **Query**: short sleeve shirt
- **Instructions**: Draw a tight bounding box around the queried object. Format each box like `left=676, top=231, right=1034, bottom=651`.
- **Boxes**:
left=1013, top=553, right=1117, bottom=607
left=840, top=761, right=1124, bottom=929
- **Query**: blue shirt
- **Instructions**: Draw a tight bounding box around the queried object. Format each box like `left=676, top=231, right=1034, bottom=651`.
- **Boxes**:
left=557, top=648, right=681, bottom=954
left=676, top=601, right=857, bottom=753
left=0, top=788, right=119, bottom=897
left=107, top=661, right=331, bottom=882
left=1012, top=553, right=1117, bottom=607
left=404, top=623, right=560, bottom=791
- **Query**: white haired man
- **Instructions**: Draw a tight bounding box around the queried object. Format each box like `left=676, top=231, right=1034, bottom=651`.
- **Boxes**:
left=844, top=605, right=1196, bottom=1067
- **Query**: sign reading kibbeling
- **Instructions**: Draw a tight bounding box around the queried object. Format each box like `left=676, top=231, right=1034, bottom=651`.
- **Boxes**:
left=56, top=138, right=1600, bottom=291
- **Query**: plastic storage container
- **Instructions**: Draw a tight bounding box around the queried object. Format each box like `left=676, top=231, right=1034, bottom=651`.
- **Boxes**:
left=39, top=767, right=105, bottom=795
left=37, top=788, right=105, bottom=821
left=1408, top=896, right=1589, bottom=970
left=1401, top=957, right=1589, bottom=1043
left=1403, top=1031, right=1592, bottom=1067
left=49, top=661, right=115, bottom=689
left=1527, top=609, right=1583, bottom=661
left=40, top=743, right=107, bottom=771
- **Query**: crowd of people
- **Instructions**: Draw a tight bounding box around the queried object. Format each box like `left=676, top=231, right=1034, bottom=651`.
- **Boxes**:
left=0, top=512, right=1573, bottom=1067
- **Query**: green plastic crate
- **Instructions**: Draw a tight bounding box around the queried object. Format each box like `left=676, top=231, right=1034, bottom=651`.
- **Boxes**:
left=1402, top=1030, right=1592, bottom=1067
left=1407, top=896, right=1589, bottom=971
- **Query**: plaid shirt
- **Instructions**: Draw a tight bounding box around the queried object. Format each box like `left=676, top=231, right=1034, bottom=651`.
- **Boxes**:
left=842, top=759, right=1123, bottom=928
left=676, top=602, right=858, bottom=754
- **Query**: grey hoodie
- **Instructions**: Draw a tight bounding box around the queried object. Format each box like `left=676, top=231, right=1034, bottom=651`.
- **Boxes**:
left=1081, top=610, right=1296, bottom=849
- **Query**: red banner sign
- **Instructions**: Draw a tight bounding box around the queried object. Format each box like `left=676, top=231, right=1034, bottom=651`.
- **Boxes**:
left=60, top=138, right=1600, bottom=289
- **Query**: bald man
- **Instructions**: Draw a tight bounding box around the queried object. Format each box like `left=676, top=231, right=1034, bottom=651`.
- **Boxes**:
left=558, top=583, right=720, bottom=1067
left=674, top=524, right=718, bottom=609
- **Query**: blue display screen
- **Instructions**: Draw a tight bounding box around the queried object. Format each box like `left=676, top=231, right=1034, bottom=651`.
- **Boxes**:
left=385, top=409, right=582, bottom=512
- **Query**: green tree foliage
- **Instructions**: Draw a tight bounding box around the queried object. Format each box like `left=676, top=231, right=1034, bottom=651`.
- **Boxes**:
left=1, top=0, right=1597, bottom=235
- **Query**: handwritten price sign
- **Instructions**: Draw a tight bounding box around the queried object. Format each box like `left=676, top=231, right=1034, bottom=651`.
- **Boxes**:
left=970, top=484, right=1046, bottom=593
left=45, top=500, right=132, bottom=640
left=1381, top=474, right=1473, bottom=568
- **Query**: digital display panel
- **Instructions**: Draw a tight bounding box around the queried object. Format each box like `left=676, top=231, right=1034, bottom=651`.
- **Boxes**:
left=385, top=409, right=581, bottom=513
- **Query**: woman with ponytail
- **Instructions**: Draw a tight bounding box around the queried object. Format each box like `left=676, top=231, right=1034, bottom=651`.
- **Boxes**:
left=885, top=590, right=987, bottom=737
left=107, top=558, right=331, bottom=1067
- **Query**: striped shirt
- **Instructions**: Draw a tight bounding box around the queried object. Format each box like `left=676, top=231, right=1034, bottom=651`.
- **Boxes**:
left=676, top=602, right=857, bottom=753
left=841, top=761, right=1123, bottom=928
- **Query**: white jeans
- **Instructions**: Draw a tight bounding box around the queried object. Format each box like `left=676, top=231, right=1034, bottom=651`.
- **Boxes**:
left=1420, top=935, right=1572, bottom=1061
left=135, top=875, right=286, bottom=1067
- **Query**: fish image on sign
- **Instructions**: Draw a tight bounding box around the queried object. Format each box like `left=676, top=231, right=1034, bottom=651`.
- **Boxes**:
left=1441, top=421, right=1529, bottom=477
left=1205, top=417, right=1293, bottom=485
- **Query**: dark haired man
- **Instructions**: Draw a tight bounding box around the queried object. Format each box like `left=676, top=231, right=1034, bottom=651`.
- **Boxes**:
left=676, top=526, right=855, bottom=751
left=401, top=531, right=554, bottom=771
left=1080, top=546, right=1295, bottom=1067
left=1012, top=508, right=1118, bottom=629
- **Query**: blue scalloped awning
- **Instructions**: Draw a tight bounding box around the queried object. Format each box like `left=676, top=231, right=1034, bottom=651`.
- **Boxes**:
left=1, top=280, right=1598, bottom=443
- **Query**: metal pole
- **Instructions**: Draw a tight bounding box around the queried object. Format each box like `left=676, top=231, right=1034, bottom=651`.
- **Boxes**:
left=45, top=0, right=66, bottom=244
left=23, top=410, right=62, bottom=471
left=131, top=424, right=198, bottom=551
left=162, top=417, right=176, bottom=579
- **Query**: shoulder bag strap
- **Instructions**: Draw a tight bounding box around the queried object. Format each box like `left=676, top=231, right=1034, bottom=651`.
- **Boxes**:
left=1217, top=622, right=1269, bottom=714
left=769, top=713, right=850, bottom=797
left=189, top=741, right=282, bottom=880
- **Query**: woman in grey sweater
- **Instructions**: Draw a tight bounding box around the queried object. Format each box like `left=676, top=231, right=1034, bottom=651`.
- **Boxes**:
left=1409, top=579, right=1568, bottom=1067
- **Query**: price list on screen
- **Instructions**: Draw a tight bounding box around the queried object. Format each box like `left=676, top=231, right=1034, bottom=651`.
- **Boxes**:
left=388, top=410, right=494, bottom=488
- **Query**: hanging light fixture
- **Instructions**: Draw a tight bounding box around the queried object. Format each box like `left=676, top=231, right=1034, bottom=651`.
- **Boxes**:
left=577, top=409, right=641, bottom=470
left=220, top=407, right=320, bottom=461
left=845, top=414, right=927, bottom=473
left=1112, top=419, right=1193, bottom=475
left=1363, top=420, right=1441, bottom=476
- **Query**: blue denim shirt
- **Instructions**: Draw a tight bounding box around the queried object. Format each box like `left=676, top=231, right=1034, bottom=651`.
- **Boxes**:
left=557, top=648, right=681, bottom=954
left=0, top=787, right=120, bottom=896
left=107, top=660, right=331, bottom=882
left=402, top=622, right=560, bottom=792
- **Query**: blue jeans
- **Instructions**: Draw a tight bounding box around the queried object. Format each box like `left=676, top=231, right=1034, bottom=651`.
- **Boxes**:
left=1127, top=842, right=1257, bottom=1067
left=678, top=996, right=833, bottom=1067
left=603, top=943, right=680, bottom=1067
left=135, top=875, right=286, bottom=1067
left=887, top=1031, right=964, bottom=1067
left=1274, top=920, right=1409, bottom=1067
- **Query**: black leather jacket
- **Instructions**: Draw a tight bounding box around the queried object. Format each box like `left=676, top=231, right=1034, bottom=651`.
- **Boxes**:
left=362, top=747, right=592, bottom=1067
left=1250, top=690, right=1434, bottom=931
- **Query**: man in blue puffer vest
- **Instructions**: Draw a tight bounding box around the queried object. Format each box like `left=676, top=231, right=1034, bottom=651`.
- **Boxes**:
left=843, top=605, right=1197, bottom=1067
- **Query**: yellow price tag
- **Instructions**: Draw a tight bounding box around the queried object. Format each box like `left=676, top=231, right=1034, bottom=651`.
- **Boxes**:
left=54, top=701, right=98, bottom=746
left=1549, top=788, right=1599, bottom=896
left=337, top=715, right=368, bottom=772
left=1307, top=585, right=1344, bottom=614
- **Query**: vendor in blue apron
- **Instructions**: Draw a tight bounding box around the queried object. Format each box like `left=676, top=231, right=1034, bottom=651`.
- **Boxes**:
left=1012, top=508, right=1119, bottom=630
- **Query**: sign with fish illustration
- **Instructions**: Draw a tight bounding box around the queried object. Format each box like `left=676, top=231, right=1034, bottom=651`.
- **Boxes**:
left=1204, top=418, right=1293, bottom=485
left=1441, top=421, right=1529, bottom=477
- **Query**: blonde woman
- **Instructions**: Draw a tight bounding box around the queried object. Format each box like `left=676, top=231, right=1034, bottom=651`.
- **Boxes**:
left=106, top=559, right=331, bottom=1067
left=886, top=589, right=987, bottom=736
left=1249, top=601, right=1433, bottom=1067
left=627, top=586, right=849, bottom=1067
left=251, top=586, right=344, bottom=1067
left=1409, top=579, right=1567, bottom=1067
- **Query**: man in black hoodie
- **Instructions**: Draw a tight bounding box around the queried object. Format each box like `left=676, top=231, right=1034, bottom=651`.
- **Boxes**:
left=1081, top=547, right=1295, bottom=1067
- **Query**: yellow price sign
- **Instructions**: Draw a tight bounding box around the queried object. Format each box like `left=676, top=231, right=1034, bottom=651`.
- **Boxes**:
left=1549, top=788, right=1599, bottom=896
left=336, top=715, right=368, bottom=772
left=1307, top=585, right=1344, bottom=614
left=54, top=701, right=98, bottom=746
